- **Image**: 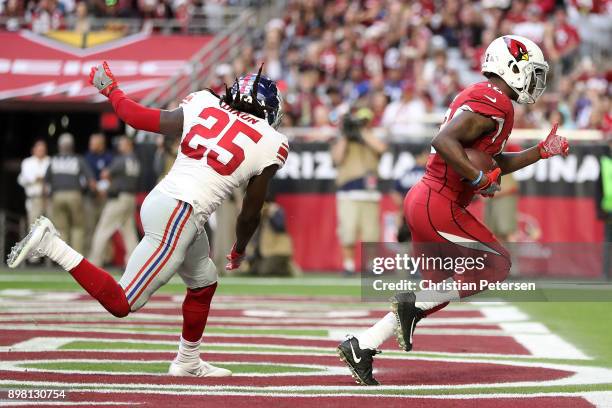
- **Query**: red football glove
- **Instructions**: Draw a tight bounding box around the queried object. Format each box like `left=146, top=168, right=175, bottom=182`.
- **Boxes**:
left=538, top=123, right=570, bottom=159
left=89, top=61, right=118, bottom=97
left=475, top=167, right=502, bottom=197
left=225, top=244, right=246, bottom=271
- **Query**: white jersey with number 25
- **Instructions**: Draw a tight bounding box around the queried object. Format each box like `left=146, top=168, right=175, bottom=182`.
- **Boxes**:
left=156, top=90, right=289, bottom=229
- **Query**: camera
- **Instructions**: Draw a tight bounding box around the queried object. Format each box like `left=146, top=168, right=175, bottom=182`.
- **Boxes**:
left=341, top=108, right=373, bottom=142
left=341, top=115, right=365, bottom=142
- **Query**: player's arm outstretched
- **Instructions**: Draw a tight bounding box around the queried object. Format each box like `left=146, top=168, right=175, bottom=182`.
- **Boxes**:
left=431, top=111, right=502, bottom=196
left=89, top=61, right=183, bottom=138
left=225, top=164, right=279, bottom=271
left=493, top=123, right=569, bottom=174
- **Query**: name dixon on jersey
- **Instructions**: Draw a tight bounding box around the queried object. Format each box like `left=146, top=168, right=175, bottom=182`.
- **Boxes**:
left=219, top=102, right=260, bottom=125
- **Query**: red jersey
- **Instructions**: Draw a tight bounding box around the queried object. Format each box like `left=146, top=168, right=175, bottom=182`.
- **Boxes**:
left=422, top=81, right=515, bottom=207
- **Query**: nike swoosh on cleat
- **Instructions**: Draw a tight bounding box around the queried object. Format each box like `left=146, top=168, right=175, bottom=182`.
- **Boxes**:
left=350, top=342, right=361, bottom=363
left=484, top=95, right=497, bottom=103
left=409, top=317, right=416, bottom=345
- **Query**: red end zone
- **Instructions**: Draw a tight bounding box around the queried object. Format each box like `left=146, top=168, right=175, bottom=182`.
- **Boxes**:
left=0, top=351, right=574, bottom=387
left=0, top=293, right=603, bottom=406
left=8, top=391, right=594, bottom=408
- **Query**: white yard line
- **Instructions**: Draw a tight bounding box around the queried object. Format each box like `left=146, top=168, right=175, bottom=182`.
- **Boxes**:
left=480, top=305, right=591, bottom=360
left=0, top=313, right=388, bottom=325
left=1, top=316, right=546, bottom=336
left=0, top=359, right=345, bottom=377
left=3, top=322, right=518, bottom=333
left=0, top=313, right=541, bottom=326
left=0, top=347, right=573, bottom=361
left=498, top=322, right=550, bottom=334
left=512, top=333, right=589, bottom=360
left=582, top=391, right=612, bottom=408
left=242, top=309, right=371, bottom=318
left=7, top=337, right=75, bottom=351
left=1, top=356, right=611, bottom=389
left=1, top=336, right=564, bottom=360
left=0, top=325, right=334, bottom=342
left=329, top=328, right=521, bottom=340
left=479, top=306, right=530, bottom=321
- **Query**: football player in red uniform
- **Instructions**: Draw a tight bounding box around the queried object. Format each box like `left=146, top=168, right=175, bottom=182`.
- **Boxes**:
left=338, top=35, right=569, bottom=385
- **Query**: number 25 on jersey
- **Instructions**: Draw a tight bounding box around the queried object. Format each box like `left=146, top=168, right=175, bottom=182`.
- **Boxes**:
left=181, top=107, right=262, bottom=176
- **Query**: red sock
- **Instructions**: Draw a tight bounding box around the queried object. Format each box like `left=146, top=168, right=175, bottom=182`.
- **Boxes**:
left=70, top=259, right=129, bottom=318
left=423, top=301, right=449, bottom=317
left=181, top=283, right=217, bottom=342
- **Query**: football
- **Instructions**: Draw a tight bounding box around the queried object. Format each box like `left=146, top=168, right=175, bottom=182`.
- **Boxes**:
left=465, top=148, right=498, bottom=172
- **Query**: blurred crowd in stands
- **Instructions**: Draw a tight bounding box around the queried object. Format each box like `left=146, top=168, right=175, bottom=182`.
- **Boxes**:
left=0, top=0, right=257, bottom=32
left=207, top=0, right=611, bottom=140
left=2, top=0, right=609, bottom=138
left=1, top=0, right=184, bottom=32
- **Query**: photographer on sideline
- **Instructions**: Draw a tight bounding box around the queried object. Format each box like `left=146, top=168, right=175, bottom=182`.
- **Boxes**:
left=331, top=107, right=388, bottom=276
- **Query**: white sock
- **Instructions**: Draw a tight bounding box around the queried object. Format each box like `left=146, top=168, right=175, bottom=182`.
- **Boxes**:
left=343, top=258, right=355, bottom=273
left=44, top=235, right=83, bottom=271
left=175, top=336, right=201, bottom=365
left=356, top=312, right=397, bottom=350
left=415, top=278, right=460, bottom=311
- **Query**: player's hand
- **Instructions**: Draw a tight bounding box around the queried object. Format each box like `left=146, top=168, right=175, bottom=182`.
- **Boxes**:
left=89, top=61, right=118, bottom=97
left=475, top=168, right=502, bottom=197
left=538, top=123, right=569, bottom=159
left=225, top=244, right=245, bottom=271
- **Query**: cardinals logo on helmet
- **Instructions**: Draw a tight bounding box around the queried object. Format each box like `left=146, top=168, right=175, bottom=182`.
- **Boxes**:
left=504, top=37, right=529, bottom=62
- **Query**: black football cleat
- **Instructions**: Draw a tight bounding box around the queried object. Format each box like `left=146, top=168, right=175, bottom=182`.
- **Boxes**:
left=390, top=291, right=424, bottom=351
left=337, top=336, right=380, bottom=386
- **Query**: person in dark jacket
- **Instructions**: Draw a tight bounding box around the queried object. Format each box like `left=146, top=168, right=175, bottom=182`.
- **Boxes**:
left=45, top=133, right=95, bottom=254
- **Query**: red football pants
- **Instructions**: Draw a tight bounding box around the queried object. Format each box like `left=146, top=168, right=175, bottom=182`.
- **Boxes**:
left=404, top=181, right=511, bottom=298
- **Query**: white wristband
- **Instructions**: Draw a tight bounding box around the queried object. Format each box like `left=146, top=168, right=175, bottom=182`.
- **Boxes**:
left=470, top=170, right=484, bottom=186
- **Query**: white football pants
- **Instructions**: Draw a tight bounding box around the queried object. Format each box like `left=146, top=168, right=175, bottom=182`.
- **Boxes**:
left=118, top=188, right=217, bottom=311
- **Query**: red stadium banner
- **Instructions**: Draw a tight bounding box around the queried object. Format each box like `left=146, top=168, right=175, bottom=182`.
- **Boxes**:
left=0, top=31, right=212, bottom=103
left=273, top=142, right=608, bottom=277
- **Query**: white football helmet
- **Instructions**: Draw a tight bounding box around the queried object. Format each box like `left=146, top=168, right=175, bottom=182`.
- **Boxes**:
left=481, top=35, right=549, bottom=104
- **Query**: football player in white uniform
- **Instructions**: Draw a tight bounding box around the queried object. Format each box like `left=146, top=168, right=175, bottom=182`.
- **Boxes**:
left=7, top=62, right=289, bottom=378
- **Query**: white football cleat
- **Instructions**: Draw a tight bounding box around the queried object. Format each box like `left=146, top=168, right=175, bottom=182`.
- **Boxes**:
left=168, top=359, right=232, bottom=377
left=6, top=216, right=58, bottom=268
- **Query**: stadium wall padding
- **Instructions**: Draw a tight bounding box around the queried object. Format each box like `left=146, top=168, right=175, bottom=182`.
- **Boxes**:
left=272, top=142, right=608, bottom=276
